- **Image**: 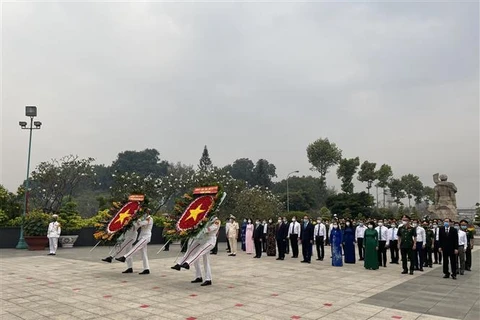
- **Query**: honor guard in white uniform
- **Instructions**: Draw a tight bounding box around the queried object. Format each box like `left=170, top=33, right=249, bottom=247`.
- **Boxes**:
left=47, top=214, right=61, bottom=255
left=171, top=217, right=221, bottom=286
left=116, top=210, right=153, bottom=274
left=102, top=223, right=138, bottom=273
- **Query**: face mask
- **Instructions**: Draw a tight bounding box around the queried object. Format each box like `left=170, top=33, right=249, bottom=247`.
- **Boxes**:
left=391, top=224, right=396, bottom=228
left=423, top=225, right=428, bottom=229
left=292, top=218, right=296, bottom=222
left=346, top=222, right=350, bottom=226
left=359, top=223, right=363, bottom=226
left=433, top=224, right=437, bottom=228
left=278, top=220, right=282, bottom=223
left=454, top=226, right=459, bottom=230
left=317, top=220, right=321, bottom=224
left=444, top=222, right=449, bottom=227
left=256, top=222, right=260, bottom=225
left=402, top=221, right=408, bottom=225
left=460, top=225, right=467, bottom=229
left=304, top=219, right=308, bottom=223
left=368, top=225, right=373, bottom=229
left=268, top=219, right=272, bottom=223
left=263, top=221, right=266, bottom=224
left=412, top=223, right=418, bottom=228
left=378, top=222, right=383, bottom=227
left=333, top=224, right=338, bottom=228
left=248, top=220, right=251, bottom=223
left=243, top=219, right=247, bottom=223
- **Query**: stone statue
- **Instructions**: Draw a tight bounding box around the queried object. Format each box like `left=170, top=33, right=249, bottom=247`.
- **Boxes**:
left=427, top=173, right=458, bottom=220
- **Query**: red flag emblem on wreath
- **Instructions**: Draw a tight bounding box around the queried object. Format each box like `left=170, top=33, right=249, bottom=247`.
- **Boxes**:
left=107, top=201, right=140, bottom=233
left=176, top=195, right=215, bottom=231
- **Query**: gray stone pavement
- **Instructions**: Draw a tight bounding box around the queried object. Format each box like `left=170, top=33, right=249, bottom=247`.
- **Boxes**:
left=0, top=243, right=479, bottom=320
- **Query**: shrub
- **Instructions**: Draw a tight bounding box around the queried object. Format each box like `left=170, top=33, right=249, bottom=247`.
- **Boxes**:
left=23, top=210, right=51, bottom=236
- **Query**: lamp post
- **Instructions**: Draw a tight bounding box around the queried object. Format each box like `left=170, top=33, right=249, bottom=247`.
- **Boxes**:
left=16, top=106, right=42, bottom=249
left=286, top=170, right=299, bottom=213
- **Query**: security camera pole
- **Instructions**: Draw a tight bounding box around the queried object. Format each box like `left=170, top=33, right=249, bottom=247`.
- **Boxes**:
left=16, top=106, right=42, bottom=249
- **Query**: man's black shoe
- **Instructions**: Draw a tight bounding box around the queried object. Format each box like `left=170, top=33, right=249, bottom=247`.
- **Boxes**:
left=122, top=268, right=133, bottom=273
left=301, top=260, right=308, bottom=263
left=181, top=262, right=190, bottom=270
left=200, top=280, right=212, bottom=286
left=401, top=271, right=408, bottom=274
left=191, top=277, right=203, bottom=283
left=102, top=256, right=113, bottom=263
left=171, top=264, right=181, bottom=271
left=409, top=271, right=414, bottom=275
left=452, top=275, right=457, bottom=279
left=419, top=268, right=424, bottom=272
left=139, top=269, right=150, bottom=275
left=115, top=256, right=126, bottom=263
left=443, top=274, right=450, bottom=278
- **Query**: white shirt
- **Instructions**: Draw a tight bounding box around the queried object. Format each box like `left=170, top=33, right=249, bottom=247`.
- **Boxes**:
left=123, top=225, right=138, bottom=241
left=263, top=223, right=268, bottom=234
left=225, top=222, right=231, bottom=235
left=47, top=221, right=61, bottom=238
left=136, top=215, right=153, bottom=240
left=375, top=226, right=389, bottom=241
left=288, top=221, right=300, bottom=236
left=432, top=227, right=440, bottom=241
left=388, top=227, right=398, bottom=241
left=314, top=223, right=326, bottom=237
left=458, top=229, right=467, bottom=246
left=415, top=226, right=426, bottom=243
left=355, top=225, right=366, bottom=240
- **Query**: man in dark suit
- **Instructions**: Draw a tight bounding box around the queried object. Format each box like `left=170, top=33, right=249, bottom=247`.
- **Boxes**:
left=300, top=215, right=315, bottom=263
left=275, top=217, right=288, bottom=260
left=253, top=219, right=263, bottom=258
left=439, top=218, right=459, bottom=279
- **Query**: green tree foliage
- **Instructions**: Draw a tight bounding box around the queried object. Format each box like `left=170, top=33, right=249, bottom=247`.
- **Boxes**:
left=111, top=149, right=169, bottom=178
left=223, top=158, right=254, bottom=183
left=29, top=155, right=95, bottom=213
left=375, top=164, right=393, bottom=207
left=401, top=174, right=424, bottom=207
left=198, top=145, right=213, bottom=172
left=279, top=191, right=315, bottom=212
left=231, top=187, right=283, bottom=221
left=422, top=186, right=435, bottom=204
left=251, top=159, right=277, bottom=189
left=336, top=157, right=360, bottom=194
left=272, top=176, right=335, bottom=210
left=388, top=178, right=405, bottom=205
left=0, top=184, right=22, bottom=221
left=357, top=161, right=377, bottom=194
left=306, top=138, right=342, bottom=186
left=319, top=207, right=332, bottom=220
left=58, top=199, right=85, bottom=234
left=325, top=192, right=374, bottom=218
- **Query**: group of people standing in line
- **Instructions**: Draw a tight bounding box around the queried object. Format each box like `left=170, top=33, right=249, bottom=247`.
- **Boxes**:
left=220, top=214, right=475, bottom=279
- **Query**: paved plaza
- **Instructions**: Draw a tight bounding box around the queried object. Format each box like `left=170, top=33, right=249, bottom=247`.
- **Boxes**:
left=1, top=243, right=478, bottom=320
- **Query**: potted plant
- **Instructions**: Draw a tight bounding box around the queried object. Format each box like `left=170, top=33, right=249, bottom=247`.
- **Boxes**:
left=23, top=210, right=50, bottom=250
left=58, top=200, right=84, bottom=248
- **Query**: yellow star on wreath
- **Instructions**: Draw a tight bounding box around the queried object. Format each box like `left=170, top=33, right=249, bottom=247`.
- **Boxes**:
left=114, top=209, right=130, bottom=225
left=185, top=204, right=205, bottom=222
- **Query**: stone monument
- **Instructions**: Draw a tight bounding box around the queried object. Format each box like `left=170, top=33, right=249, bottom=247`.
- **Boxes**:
left=427, top=173, right=458, bottom=221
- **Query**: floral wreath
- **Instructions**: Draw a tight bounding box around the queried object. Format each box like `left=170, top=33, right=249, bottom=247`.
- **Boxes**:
left=163, top=183, right=225, bottom=242
left=93, top=197, right=145, bottom=245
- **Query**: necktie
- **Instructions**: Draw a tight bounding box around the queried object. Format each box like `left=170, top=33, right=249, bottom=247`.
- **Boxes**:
left=379, top=227, right=382, bottom=241
left=317, top=226, right=320, bottom=237
left=434, top=228, right=437, bottom=240
left=391, top=228, right=394, bottom=241
left=446, top=227, right=449, bottom=234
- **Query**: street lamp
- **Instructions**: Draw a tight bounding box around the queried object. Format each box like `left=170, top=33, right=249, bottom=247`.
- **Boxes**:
left=16, top=106, right=42, bottom=249
left=286, top=170, right=299, bottom=213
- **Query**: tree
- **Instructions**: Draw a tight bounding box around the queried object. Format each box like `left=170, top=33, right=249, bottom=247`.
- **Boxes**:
left=251, top=159, right=277, bottom=189
left=272, top=176, right=336, bottom=210
left=307, top=138, right=342, bottom=186
left=401, top=174, right=424, bottom=208
left=231, top=186, right=283, bottom=220
left=198, top=145, right=213, bottom=172
left=336, top=157, right=360, bottom=194
left=422, top=186, right=435, bottom=205
left=29, top=155, right=95, bottom=213
left=278, top=191, right=315, bottom=212
left=0, top=185, right=22, bottom=221
left=357, top=161, right=377, bottom=195
left=111, top=149, right=168, bottom=178
left=325, top=192, right=374, bottom=218
left=388, top=178, right=406, bottom=205
left=319, top=207, right=332, bottom=220
left=375, top=164, right=393, bottom=207
left=223, top=158, right=255, bottom=184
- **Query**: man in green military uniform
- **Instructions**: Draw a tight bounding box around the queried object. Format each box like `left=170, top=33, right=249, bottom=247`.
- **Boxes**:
left=397, top=215, right=417, bottom=275
left=423, top=221, right=434, bottom=268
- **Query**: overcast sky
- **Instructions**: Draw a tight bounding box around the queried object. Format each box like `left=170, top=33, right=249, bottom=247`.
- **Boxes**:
left=1, top=1, right=478, bottom=208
